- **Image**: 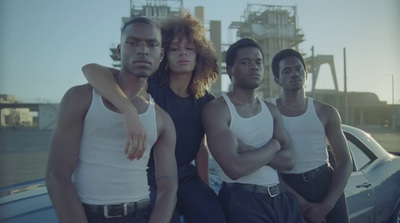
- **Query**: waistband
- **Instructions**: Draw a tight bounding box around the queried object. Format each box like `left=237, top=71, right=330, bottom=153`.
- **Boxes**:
left=82, top=199, right=150, bottom=218
left=223, top=182, right=282, bottom=197
left=281, top=163, right=330, bottom=182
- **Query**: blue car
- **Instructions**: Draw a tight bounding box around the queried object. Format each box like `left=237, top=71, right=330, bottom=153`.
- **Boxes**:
left=1, top=125, right=399, bottom=222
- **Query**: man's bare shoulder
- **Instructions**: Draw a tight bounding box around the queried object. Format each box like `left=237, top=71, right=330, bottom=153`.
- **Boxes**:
left=203, top=96, right=227, bottom=112
left=61, top=84, right=92, bottom=106
left=262, top=99, right=280, bottom=115
left=313, top=99, right=338, bottom=115
left=154, top=103, right=174, bottom=133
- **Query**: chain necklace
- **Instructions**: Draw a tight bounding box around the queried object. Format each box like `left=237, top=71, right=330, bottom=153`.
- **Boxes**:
left=231, top=94, right=257, bottom=105
left=281, top=99, right=307, bottom=111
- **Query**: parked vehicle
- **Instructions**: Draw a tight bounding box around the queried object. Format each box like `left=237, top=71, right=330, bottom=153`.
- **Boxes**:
left=0, top=125, right=399, bottom=222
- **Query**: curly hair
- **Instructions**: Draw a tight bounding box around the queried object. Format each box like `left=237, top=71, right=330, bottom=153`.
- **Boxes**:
left=152, top=11, right=219, bottom=99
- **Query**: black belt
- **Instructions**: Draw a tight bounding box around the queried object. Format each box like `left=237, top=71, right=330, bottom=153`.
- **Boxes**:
left=282, top=163, right=330, bottom=182
left=83, top=199, right=150, bottom=218
left=223, top=182, right=282, bottom=197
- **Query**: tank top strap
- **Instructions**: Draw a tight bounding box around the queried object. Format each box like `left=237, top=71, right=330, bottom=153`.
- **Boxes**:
left=307, top=97, right=314, bottom=112
left=222, top=93, right=240, bottom=127
left=256, top=95, right=267, bottom=111
left=221, top=93, right=236, bottom=112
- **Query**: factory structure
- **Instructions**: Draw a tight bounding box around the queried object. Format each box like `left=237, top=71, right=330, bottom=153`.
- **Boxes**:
left=1, top=0, right=398, bottom=129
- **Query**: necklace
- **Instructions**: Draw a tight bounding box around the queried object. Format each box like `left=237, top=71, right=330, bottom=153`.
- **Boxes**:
left=281, top=99, right=307, bottom=111
left=231, top=94, right=257, bottom=105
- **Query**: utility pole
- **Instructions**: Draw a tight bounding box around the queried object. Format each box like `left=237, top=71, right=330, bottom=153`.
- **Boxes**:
left=344, top=48, right=348, bottom=124
left=385, top=74, right=395, bottom=128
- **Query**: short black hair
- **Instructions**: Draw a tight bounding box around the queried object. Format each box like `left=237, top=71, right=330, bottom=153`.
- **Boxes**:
left=271, top=49, right=307, bottom=78
left=225, top=38, right=264, bottom=67
left=121, top=17, right=159, bottom=34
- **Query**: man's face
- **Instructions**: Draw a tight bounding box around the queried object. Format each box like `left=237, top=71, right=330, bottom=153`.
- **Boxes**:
left=118, top=23, right=164, bottom=78
left=276, top=56, right=306, bottom=91
left=228, top=47, right=264, bottom=89
left=166, top=36, right=197, bottom=75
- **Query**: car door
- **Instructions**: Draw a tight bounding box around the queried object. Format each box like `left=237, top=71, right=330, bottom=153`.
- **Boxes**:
left=344, top=133, right=376, bottom=223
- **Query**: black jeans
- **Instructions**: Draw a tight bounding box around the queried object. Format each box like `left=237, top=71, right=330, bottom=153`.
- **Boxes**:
left=281, top=165, right=350, bottom=223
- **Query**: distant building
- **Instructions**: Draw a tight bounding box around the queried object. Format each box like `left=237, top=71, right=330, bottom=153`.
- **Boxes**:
left=0, top=94, right=16, bottom=103
left=0, top=94, right=34, bottom=127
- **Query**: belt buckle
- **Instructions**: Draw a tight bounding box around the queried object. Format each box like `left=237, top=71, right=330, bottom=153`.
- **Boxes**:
left=267, top=184, right=279, bottom=197
left=104, top=203, right=127, bottom=218
left=302, top=170, right=316, bottom=182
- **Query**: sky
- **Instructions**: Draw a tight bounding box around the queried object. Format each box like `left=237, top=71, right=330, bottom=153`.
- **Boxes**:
left=1, top=0, right=399, bottom=104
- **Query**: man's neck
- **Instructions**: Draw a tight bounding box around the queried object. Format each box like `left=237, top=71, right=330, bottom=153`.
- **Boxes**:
left=280, top=89, right=307, bottom=112
left=116, top=73, right=148, bottom=98
left=230, top=88, right=257, bottom=105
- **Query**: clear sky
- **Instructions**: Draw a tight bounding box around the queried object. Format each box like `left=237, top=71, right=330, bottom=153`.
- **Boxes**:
left=1, top=0, right=399, bottom=104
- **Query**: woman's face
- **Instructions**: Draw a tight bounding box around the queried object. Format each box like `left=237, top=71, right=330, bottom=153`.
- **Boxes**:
left=166, top=36, right=197, bottom=75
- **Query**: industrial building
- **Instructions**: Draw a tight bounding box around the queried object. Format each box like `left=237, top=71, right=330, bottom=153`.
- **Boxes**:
left=1, top=0, right=398, bottom=129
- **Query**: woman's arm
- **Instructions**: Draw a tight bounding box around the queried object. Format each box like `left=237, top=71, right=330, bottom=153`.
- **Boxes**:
left=82, top=63, right=147, bottom=160
left=195, top=136, right=210, bottom=185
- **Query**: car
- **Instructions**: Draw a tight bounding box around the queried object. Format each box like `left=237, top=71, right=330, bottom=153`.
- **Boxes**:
left=0, top=125, right=399, bottom=222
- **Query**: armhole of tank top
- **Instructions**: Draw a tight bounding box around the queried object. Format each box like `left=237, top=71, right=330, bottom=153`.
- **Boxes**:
left=221, top=93, right=236, bottom=128
left=150, top=95, right=158, bottom=139
left=256, top=95, right=267, bottom=111
left=309, top=97, right=325, bottom=129
left=258, top=96, right=274, bottom=121
left=139, top=94, right=153, bottom=116
left=308, top=97, right=317, bottom=116
left=84, top=88, right=98, bottom=122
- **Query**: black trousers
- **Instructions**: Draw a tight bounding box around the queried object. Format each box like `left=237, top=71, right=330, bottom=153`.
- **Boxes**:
left=218, top=183, right=305, bottom=223
left=281, top=165, right=350, bottom=223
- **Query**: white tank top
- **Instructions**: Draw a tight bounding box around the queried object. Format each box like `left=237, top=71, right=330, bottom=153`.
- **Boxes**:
left=218, top=93, right=280, bottom=186
left=273, top=97, right=328, bottom=174
left=72, top=89, right=157, bottom=205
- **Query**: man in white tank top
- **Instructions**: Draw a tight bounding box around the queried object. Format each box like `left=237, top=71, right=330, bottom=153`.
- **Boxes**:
left=202, top=38, right=305, bottom=223
left=46, top=18, right=178, bottom=223
left=271, top=48, right=352, bottom=223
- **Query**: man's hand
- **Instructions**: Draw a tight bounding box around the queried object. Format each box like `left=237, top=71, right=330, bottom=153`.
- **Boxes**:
left=123, top=107, right=147, bottom=161
left=302, top=202, right=331, bottom=223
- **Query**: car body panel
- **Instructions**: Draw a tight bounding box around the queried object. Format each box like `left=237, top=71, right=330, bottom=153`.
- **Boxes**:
left=0, top=180, right=57, bottom=222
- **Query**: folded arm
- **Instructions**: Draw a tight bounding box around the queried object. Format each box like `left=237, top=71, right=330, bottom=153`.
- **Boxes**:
left=236, top=103, right=294, bottom=171
left=82, top=63, right=147, bottom=160
left=266, top=103, right=295, bottom=170
left=202, top=100, right=281, bottom=180
left=46, top=85, right=91, bottom=223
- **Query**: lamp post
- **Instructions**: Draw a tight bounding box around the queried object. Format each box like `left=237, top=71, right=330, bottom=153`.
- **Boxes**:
left=385, top=74, right=395, bottom=128
left=385, top=74, right=394, bottom=105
